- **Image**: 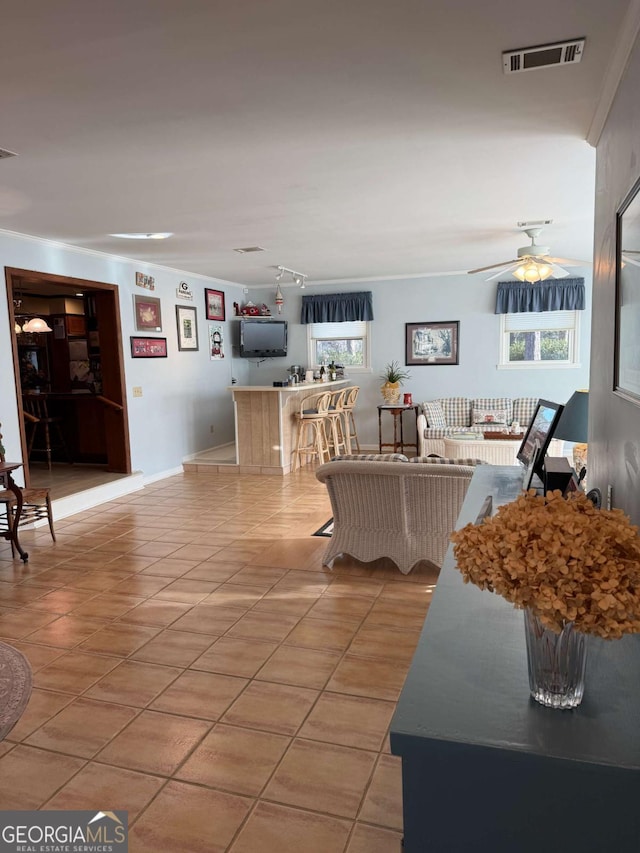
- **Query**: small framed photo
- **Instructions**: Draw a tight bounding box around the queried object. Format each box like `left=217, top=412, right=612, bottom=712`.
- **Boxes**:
left=406, top=321, right=459, bottom=366
left=615, top=175, right=640, bottom=405
left=209, top=325, right=225, bottom=360
left=130, top=336, right=168, bottom=358
left=176, top=305, right=199, bottom=351
left=135, top=272, right=155, bottom=290
left=133, top=294, right=162, bottom=332
left=205, top=288, right=225, bottom=321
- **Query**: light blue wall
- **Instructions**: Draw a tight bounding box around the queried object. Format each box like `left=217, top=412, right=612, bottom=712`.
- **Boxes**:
left=0, top=232, right=249, bottom=479
left=244, top=271, right=592, bottom=447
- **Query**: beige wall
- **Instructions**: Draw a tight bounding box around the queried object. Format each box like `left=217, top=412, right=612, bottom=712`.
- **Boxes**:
left=591, top=32, right=640, bottom=522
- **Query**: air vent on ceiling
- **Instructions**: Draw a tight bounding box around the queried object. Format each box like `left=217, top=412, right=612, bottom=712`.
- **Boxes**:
left=503, top=39, right=585, bottom=74
left=234, top=246, right=266, bottom=253
left=0, top=148, right=18, bottom=159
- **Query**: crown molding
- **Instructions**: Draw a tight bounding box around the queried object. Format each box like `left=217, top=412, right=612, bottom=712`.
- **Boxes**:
left=0, top=227, right=244, bottom=290
left=587, top=0, right=640, bottom=147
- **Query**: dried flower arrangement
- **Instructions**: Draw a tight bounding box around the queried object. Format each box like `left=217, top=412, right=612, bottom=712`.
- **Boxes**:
left=451, top=490, right=640, bottom=639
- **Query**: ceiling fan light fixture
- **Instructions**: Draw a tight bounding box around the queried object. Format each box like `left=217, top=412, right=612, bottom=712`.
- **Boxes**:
left=513, top=259, right=552, bottom=282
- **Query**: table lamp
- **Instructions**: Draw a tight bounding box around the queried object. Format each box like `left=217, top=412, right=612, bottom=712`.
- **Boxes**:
left=554, top=390, right=589, bottom=476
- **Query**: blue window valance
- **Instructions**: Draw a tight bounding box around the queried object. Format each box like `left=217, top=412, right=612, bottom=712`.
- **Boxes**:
left=495, top=278, right=585, bottom=314
left=300, top=291, right=374, bottom=324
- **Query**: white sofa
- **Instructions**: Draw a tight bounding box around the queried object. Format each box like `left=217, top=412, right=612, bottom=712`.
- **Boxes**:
left=417, top=396, right=539, bottom=458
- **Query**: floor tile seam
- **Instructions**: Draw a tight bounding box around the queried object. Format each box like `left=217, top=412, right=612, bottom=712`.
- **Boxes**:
left=258, top=784, right=370, bottom=822
left=353, top=750, right=395, bottom=827
left=111, top=776, right=173, bottom=831
left=4, top=744, right=90, bottom=809
left=22, top=702, right=147, bottom=758
left=19, top=618, right=117, bottom=649
left=91, top=716, right=216, bottom=777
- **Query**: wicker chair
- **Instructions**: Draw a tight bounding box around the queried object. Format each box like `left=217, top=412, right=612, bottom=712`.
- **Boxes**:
left=0, top=424, right=55, bottom=553
left=315, top=458, right=476, bottom=574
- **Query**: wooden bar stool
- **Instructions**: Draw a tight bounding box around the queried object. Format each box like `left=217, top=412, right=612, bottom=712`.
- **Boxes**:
left=326, top=388, right=348, bottom=458
left=292, top=391, right=332, bottom=470
left=22, top=393, right=71, bottom=471
left=341, top=386, right=361, bottom=453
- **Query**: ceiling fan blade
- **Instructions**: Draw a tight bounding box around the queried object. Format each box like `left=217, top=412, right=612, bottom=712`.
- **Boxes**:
left=622, top=254, right=640, bottom=269
left=467, top=259, right=520, bottom=275
left=622, top=249, right=640, bottom=254
left=549, top=264, right=570, bottom=278
left=546, top=256, right=591, bottom=265
left=484, top=265, right=518, bottom=281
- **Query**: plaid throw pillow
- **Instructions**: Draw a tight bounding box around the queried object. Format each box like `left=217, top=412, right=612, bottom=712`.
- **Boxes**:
left=409, top=456, right=486, bottom=465
left=333, top=453, right=409, bottom=462
left=421, top=400, right=447, bottom=429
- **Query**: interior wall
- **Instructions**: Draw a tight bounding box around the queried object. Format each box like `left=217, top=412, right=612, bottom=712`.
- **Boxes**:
left=244, top=272, right=592, bottom=448
left=590, top=31, right=640, bottom=522
left=0, top=232, right=249, bottom=480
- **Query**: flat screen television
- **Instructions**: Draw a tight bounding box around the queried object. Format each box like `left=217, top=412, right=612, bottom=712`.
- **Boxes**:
left=239, top=319, right=288, bottom=358
left=517, top=399, right=564, bottom=479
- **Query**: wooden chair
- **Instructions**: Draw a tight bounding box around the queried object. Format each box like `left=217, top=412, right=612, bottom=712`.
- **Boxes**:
left=22, top=393, right=71, bottom=471
left=0, top=423, right=56, bottom=552
left=341, top=385, right=361, bottom=453
left=292, top=391, right=333, bottom=470
left=325, top=388, right=348, bottom=458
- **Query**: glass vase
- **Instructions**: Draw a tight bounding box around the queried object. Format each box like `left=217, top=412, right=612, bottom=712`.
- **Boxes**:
left=524, top=607, right=588, bottom=709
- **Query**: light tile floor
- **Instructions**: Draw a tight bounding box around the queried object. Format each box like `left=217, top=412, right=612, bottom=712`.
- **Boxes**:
left=0, top=468, right=439, bottom=853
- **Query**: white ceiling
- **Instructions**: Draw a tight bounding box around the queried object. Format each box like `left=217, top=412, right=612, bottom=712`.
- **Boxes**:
left=0, top=0, right=631, bottom=286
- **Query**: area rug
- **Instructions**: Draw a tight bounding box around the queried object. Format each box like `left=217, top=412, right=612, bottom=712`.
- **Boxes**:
left=0, top=642, right=32, bottom=741
left=313, top=518, right=334, bottom=537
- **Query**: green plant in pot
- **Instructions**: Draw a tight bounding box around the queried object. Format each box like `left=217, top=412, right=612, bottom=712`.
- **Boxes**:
left=380, top=361, right=410, bottom=404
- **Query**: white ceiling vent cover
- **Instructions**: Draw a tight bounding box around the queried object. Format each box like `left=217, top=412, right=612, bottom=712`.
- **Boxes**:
left=503, top=39, right=585, bottom=74
left=0, top=148, right=18, bottom=159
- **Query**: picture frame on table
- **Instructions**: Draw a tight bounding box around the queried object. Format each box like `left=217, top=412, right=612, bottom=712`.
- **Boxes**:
left=130, top=336, right=168, bottom=358
left=176, top=305, right=199, bottom=351
left=615, top=175, right=640, bottom=405
left=205, top=288, right=225, bottom=321
left=133, top=294, right=162, bottom=332
left=406, top=321, right=459, bottom=366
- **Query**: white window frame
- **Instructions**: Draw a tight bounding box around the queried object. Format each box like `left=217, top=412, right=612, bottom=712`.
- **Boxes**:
left=306, top=321, right=372, bottom=373
left=498, top=310, right=581, bottom=369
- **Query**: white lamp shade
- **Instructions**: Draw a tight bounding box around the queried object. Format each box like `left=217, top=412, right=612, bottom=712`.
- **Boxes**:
left=22, top=317, right=53, bottom=333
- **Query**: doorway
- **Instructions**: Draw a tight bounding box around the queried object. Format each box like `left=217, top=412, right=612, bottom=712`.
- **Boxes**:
left=6, top=267, right=131, bottom=497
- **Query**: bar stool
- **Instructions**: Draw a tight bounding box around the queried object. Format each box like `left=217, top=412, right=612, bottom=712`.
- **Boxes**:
left=326, top=388, right=348, bottom=458
left=22, top=393, right=71, bottom=471
left=341, top=386, right=361, bottom=453
left=292, top=391, right=332, bottom=470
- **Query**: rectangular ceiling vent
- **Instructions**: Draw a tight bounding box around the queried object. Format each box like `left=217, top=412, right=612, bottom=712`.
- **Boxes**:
left=503, top=39, right=585, bottom=74
left=234, top=246, right=266, bottom=254
left=0, top=148, right=18, bottom=160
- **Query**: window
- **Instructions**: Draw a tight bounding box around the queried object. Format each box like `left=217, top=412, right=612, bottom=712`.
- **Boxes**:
left=499, top=310, right=580, bottom=368
left=307, top=321, right=371, bottom=371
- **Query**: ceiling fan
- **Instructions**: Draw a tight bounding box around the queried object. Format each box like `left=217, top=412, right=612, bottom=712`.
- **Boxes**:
left=468, top=221, right=587, bottom=282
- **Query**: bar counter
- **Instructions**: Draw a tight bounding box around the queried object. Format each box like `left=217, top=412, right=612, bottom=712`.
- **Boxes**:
left=229, top=380, right=348, bottom=474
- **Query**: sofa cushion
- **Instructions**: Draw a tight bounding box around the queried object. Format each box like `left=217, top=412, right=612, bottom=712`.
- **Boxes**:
left=333, top=453, right=409, bottom=462
left=421, top=400, right=447, bottom=428
left=440, top=397, right=472, bottom=427
left=472, top=397, right=513, bottom=424
left=409, top=456, right=486, bottom=465
left=513, top=397, right=539, bottom=427
left=472, top=407, right=509, bottom=426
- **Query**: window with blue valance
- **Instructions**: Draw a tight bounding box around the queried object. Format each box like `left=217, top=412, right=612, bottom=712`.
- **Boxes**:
left=300, top=291, right=374, bottom=324
left=495, top=279, right=585, bottom=314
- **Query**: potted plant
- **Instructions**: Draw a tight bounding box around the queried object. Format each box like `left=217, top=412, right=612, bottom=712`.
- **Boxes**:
left=380, top=360, right=411, bottom=404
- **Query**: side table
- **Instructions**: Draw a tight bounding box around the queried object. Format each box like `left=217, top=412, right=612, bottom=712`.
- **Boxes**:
left=0, top=462, right=29, bottom=562
left=378, top=405, right=419, bottom=455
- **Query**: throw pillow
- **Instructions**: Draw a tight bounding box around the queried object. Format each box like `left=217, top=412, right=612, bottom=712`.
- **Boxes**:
left=422, top=400, right=447, bottom=429
left=472, top=408, right=508, bottom=426
left=333, top=454, right=409, bottom=462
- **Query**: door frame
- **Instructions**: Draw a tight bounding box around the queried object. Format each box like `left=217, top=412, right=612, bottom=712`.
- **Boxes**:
left=6, top=266, right=132, bottom=485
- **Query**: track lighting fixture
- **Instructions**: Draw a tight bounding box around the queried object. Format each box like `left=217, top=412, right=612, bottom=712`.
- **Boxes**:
left=275, top=266, right=308, bottom=289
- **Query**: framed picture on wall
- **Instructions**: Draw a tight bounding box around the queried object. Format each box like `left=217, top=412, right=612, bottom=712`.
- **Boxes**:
left=130, top=336, right=168, bottom=358
left=133, top=294, right=162, bottom=332
left=615, top=176, right=640, bottom=404
left=205, top=288, right=225, bottom=321
left=176, top=305, right=199, bottom=351
left=406, top=321, right=459, bottom=366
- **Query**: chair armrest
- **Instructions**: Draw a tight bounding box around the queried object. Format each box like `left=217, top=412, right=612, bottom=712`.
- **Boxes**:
left=416, top=413, right=428, bottom=456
